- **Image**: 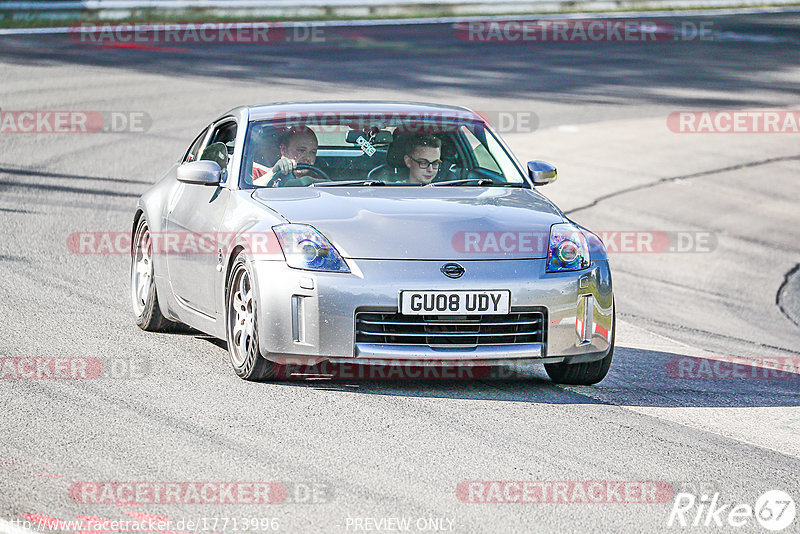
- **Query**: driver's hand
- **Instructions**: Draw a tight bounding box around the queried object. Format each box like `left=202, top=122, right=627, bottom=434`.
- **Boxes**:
left=272, top=156, right=297, bottom=175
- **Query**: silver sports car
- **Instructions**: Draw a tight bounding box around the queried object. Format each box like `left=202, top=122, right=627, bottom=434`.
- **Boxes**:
left=131, top=102, right=614, bottom=384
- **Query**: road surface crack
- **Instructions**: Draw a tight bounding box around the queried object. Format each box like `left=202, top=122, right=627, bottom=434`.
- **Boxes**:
left=565, top=154, right=800, bottom=215
left=777, top=262, right=800, bottom=328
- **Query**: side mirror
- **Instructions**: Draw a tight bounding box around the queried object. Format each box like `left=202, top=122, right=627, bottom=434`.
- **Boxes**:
left=527, top=160, right=557, bottom=186
left=177, top=160, right=222, bottom=185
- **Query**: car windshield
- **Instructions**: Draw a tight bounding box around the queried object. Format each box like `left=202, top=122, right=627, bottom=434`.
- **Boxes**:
left=240, top=112, right=529, bottom=188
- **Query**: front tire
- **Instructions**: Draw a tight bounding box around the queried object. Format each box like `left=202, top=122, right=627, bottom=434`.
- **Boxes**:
left=131, top=217, right=178, bottom=332
left=226, top=252, right=278, bottom=381
left=545, top=305, right=615, bottom=386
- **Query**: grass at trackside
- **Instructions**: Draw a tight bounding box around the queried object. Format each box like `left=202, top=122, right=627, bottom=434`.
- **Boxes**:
left=1, top=4, right=799, bottom=29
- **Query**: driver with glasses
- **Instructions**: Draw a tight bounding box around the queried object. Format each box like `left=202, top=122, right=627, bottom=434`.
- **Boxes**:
left=403, top=134, right=442, bottom=185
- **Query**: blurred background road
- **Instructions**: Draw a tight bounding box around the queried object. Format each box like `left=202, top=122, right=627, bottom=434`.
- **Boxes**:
left=0, top=9, right=799, bottom=533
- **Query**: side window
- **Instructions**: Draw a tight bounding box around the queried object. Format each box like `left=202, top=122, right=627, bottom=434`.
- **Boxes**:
left=200, top=120, right=237, bottom=174
left=183, top=127, right=208, bottom=163
left=460, top=126, right=502, bottom=173
left=208, top=121, right=237, bottom=155
left=485, top=130, right=523, bottom=181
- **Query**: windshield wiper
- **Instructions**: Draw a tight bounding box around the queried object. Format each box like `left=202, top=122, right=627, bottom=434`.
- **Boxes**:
left=427, top=179, right=527, bottom=187
left=311, top=180, right=386, bottom=187
left=426, top=178, right=496, bottom=187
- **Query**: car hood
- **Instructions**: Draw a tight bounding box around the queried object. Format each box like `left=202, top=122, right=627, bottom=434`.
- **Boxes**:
left=252, top=187, right=565, bottom=260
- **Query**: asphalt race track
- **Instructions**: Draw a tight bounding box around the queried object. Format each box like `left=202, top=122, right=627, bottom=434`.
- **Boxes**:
left=1, top=10, right=799, bottom=533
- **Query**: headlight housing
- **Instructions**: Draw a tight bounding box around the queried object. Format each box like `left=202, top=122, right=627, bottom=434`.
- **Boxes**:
left=546, top=223, right=590, bottom=272
left=272, top=224, right=350, bottom=272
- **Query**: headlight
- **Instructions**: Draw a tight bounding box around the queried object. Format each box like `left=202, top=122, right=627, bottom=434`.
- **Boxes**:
left=272, top=224, right=350, bottom=272
left=547, top=223, right=590, bottom=272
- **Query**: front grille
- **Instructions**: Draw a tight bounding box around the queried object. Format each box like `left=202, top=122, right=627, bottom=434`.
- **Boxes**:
left=355, top=308, right=546, bottom=348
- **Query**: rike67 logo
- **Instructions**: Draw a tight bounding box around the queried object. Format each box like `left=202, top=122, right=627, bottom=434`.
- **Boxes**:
left=668, top=490, right=795, bottom=530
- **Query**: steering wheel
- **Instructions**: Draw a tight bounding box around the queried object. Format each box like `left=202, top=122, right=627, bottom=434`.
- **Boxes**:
left=366, top=164, right=386, bottom=181
left=267, top=164, right=330, bottom=187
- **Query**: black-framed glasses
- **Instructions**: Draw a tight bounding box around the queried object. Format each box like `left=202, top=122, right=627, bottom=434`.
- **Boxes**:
left=408, top=156, right=442, bottom=170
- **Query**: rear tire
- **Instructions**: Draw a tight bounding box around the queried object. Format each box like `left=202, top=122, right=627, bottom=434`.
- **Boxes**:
left=226, top=252, right=278, bottom=381
left=545, top=304, right=615, bottom=385
left=131, top=217, right=179, bottom=332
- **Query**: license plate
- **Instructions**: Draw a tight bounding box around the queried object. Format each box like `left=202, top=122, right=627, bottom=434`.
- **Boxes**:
left=400, top=290, right=511, bottom=315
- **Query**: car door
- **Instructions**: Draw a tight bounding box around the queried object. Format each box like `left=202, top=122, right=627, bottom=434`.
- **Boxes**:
left=165, top=119, right=237, bottom=317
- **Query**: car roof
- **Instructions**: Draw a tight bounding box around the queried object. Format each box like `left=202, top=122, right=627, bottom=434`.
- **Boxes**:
left=217, top=101, right=486, bottom=123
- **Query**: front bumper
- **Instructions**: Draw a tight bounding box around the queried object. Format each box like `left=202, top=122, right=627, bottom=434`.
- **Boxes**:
left=250, top=258, right=613, bottom=366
